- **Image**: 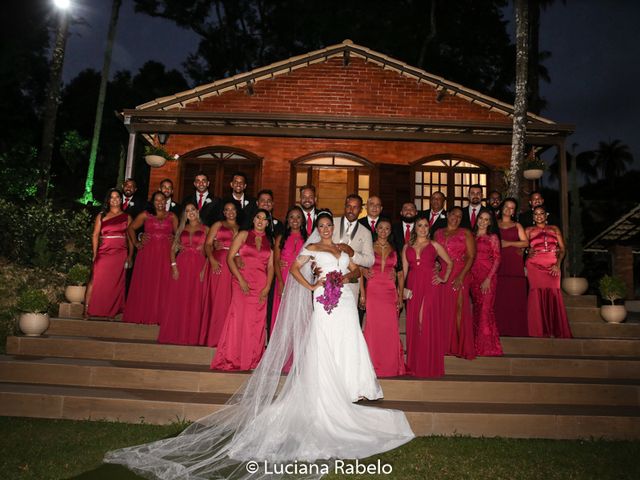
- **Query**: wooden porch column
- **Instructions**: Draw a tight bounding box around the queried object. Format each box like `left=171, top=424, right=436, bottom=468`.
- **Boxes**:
left=609, top=245, right=635, bottom=300
left=557, top=140, right=569, bottom=275
left=125, top=132, right=136, bottom=179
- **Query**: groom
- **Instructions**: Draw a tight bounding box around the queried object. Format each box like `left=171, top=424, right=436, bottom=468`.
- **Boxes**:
left=332, top=194, right=375, bottom=312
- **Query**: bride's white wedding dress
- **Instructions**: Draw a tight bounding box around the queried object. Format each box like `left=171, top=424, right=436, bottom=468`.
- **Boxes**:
left=105, top=247, right=414, bottom=479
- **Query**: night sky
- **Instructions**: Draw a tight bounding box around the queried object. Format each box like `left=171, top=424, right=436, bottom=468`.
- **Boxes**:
left=61, top=0, right=640, bottom=173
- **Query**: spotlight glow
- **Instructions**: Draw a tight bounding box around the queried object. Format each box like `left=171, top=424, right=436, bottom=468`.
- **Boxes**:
left=53, top=0, right=71, bottom=9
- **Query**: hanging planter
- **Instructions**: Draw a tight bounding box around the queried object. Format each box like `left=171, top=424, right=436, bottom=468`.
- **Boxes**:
left=523, top=168, right=544, bottom=180
left=144, top=145, right=172, bottom=168
left=523, top=154, right=547, bottom=180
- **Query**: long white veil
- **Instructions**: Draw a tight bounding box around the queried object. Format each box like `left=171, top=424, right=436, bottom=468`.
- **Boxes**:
left=104, top=233, right=324, bottom=480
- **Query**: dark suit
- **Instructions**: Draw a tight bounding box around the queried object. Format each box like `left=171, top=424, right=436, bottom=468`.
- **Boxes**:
left=183, top=193, right=220, bottom=227
left=392, top=221, right=414, bottom=259
left=230, top=196, right=258, bottom=229
left=358, top=216, right=381, bottom=239
left=122, top=194, right=146, bottom=221
left=147, top=198, right=182, bottom=217
left=518, top=209, right=558, bottom=228
left=424, top=209, right=448, bottom=238
left=460, top=205, right=490, bottom=230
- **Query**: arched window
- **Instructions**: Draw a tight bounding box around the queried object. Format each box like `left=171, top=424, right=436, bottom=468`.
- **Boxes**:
left=292, top=152, right=372, bottom=214
left=413, top=156, right=490, bottom=210
left=180, top=147, right=262, bottom=199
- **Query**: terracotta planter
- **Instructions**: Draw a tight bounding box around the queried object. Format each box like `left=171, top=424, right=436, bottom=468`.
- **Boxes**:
left=65, top=285, right=86, bottom=304
left=562, top=277, right=588, bottom=296
left=145, top=154, right=167, bottom=168
left=19, top=313, right=50, bottom=336
left=523, top=169, right=544, bottom=180
left=600, top=305, right=627, bottom=324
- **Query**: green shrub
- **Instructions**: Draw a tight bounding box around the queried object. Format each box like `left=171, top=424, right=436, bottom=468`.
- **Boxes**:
left=524, top=156, right=547, bottom=171
left=144, top=145, right=173, bottom=160
left=16, top=289, right=50, bottom=313
left=598, top=275, right=627, bottom=304
left=67, top=264, right=90, bottom=286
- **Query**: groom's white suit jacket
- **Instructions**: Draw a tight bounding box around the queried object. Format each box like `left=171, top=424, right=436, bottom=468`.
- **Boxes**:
left=332, top=216, right=375, bottom=299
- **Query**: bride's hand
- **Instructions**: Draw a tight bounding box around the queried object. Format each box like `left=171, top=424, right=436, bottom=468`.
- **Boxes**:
left=310, top=278, right=326, bottom=291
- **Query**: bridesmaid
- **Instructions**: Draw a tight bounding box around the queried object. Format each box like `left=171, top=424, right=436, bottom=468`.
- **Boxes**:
left=525, top=206, right=572, bottom=338
left=494, top=198, right=529, bottom=336
left=85, top=189, right=132, bottom=318
left=470, top=211, right=503, bottom=356
left=402, top=214, right=452, bottom=378
left=361, top=218, right=406, bottom=377
left=158, top=202, right=208, bottom=345
left=434, top=207, right=477, bottom=360
left=123, top=191, right=178, bottom=324
left=211, top=209, right=274, bottom=371
left=199, top=200, right=241, bottom=347
left=272, top=206, right=307, bottom=326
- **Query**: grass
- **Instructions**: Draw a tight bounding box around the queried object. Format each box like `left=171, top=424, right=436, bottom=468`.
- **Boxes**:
left=1, top=416, right=638, bottom=480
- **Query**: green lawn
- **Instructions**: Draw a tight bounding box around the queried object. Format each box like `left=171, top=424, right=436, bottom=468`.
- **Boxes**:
left=1, top=416, right=638, bottom=480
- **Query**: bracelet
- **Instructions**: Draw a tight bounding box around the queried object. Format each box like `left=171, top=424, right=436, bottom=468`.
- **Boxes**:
left=171, top=262, right=177, bottom=266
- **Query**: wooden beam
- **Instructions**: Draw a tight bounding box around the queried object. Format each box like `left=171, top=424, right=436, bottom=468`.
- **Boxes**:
left=557, top=140, right=570, bottom=276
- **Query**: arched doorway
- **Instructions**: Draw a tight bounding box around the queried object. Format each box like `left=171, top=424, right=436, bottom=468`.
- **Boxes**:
left=179, top=147, right=262, bottom=199
left=291, top=152, right=373, bottom=214
left=412, top=155, right=490, bottom=210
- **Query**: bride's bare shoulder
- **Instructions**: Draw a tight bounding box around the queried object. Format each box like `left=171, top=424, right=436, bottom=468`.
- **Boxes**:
left=305, top=243, right=321, bottom=251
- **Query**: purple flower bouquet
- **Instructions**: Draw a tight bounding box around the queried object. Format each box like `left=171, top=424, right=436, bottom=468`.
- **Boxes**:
left=316, top=270, right=343, bottom=314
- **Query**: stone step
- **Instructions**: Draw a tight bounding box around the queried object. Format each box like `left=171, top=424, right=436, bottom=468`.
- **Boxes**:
left=6, top=336, right=640, bottom=379
left=570, top=322, right=640, bottom=339
left=566, top=306, right=602, bottom=323
left=47, top=318, right=640, bottom=356
left=563, top=295, right=598, bottom=308
left=0, top=383, right=637, bottom=439
left=1, top=356, right=637, bottom=406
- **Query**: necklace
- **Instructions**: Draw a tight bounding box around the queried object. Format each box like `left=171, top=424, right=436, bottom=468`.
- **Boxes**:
left=376, top=241, right=389, bottom=248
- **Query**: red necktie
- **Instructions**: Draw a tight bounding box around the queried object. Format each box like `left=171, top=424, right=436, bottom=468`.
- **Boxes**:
left=404, top=224, right=411, bottom=243
left=123, top=197, right=129, bottom=210
left=370, top=219, right=376, bottom=232
left=471, top=208, right=477, bottom=228
left=198, top=193, right=203, bottom=210
left=429, top=211, right=436, bottom=227
left=306, top=212, right=313, bottom=235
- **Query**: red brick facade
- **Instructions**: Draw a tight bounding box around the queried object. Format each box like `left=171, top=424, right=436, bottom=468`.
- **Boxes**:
left=145, top=56, right=513, bottom=219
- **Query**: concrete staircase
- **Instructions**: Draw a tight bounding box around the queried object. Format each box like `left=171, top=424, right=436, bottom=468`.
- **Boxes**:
left=1, top=294, right=639, bottom=439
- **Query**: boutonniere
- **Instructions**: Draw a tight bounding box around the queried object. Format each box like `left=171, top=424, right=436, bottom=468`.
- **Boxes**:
left=170, top=201, right=176, bottom=208
left=128, top=201, right=135, bottom=206
left=243, top=199, right=249, bottom=207
left=205, top=198, right=212, bottom=204
left=439, top=213, right=445, bottom=219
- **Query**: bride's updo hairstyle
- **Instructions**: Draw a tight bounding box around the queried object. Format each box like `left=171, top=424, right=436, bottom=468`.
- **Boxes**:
left=314, top=209, right=334, bottom=228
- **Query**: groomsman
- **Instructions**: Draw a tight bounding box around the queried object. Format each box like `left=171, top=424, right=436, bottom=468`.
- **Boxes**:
left=358, top=195, right=383, bottom=237
left=518, top=191, right=557, bottom=227
left=121, top=178, right=145, bottom=220
left=425, top=191, right=448, bottom=237
left=460, top=184, right=490, bottom=230
left=487, top=190, right=503, bottom=219
left=183, top=172, right=220, bottom=226
left=157, top=178, right=181, bottom=215
left=299, top=184, right=318, bottom=236
left=247, top=189, right=284, bottom=238
left=392, top=202, right=418, bottom=257
left=227, top=172, right=256, bottom=227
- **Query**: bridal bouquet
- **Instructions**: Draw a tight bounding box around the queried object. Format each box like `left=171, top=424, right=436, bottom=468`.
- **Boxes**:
left=316, top=270, right=343, bottom=314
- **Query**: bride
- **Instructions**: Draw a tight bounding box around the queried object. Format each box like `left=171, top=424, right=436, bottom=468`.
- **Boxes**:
left=105, top=210, right=414, bottom=479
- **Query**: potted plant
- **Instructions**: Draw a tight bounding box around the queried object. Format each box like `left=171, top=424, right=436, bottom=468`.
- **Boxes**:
left=17, top=288, right=50, bottom=336
left=598, top=275, right=627, bottom=323
left=523, top=155, right=547, bottom=180
left=144, top=145, right=172, bottom=168
left=65, top=264, right=90, bottom=303
left=562, top=151, right=588, bottom=295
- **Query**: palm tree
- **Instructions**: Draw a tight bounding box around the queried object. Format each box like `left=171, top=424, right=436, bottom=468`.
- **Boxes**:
left=593, top=139, right=634, bottom=185
left=548, top=143, right=598, bottom=184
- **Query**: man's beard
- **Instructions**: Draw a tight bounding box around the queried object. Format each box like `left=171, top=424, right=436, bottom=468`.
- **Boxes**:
left=401, top=215, right=417, bottom=224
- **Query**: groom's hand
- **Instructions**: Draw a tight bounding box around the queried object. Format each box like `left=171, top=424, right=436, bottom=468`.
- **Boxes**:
left=336, top=243, right=354, bottom=257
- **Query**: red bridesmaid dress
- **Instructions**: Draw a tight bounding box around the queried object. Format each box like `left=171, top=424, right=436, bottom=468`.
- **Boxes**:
left=272, top=231, right=304, bottom=327
left=211, top=231, right=271, bottom=371
left=434, top=229, right=476, bottom=360
left=364, top=249, right=406, bottom=377
left=495, top=225, right=529, bottom=336
left=158, top=226, right=207, bottom=345
left=199, top=225, right=235, bottom=347
left=526, top=227, right=572, bottom=338
left=87, top=213, right=128, bottom=317
left=122, top=213, right=174, bottom=324
left=469, top=233, right=503, bottom=356
left=405, top=243, right=445, bottom=377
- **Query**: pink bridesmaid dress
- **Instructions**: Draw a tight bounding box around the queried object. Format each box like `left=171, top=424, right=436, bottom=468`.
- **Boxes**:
left=271, top=231, right=304, bottom=326
left=495, top=225, right=529, bottom=336
left=211, top=231, right=271, bottom=371
left=526, top=227, right=572, bottom=338
left=469, top=234, right=503, bottom=356
left=87, top=213, right=128, bottom=317
left=123, top=213, right=174, bottom=324
left=158, top=226, right=207, bottom=345
left=199, top=225, right=235, bottom=347
left=405, top=243, right=445, bottom=377
left=434, top=229, right=476, bottom=360
left=364, top=250, right=406, bottom=377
